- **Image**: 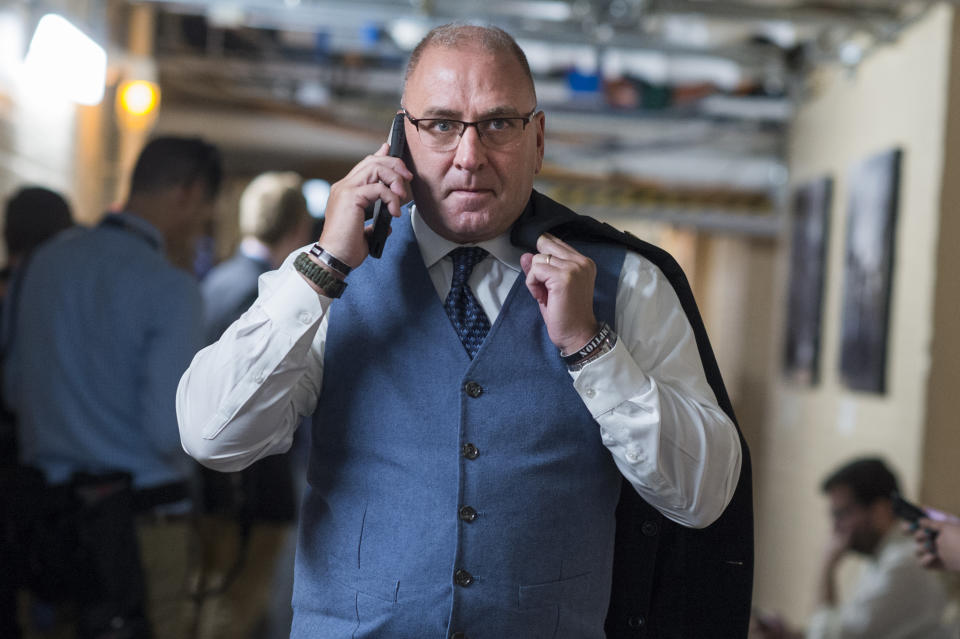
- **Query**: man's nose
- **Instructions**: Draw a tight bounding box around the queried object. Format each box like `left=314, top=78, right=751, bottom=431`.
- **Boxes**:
left=453, top=124, right=486, bottom=171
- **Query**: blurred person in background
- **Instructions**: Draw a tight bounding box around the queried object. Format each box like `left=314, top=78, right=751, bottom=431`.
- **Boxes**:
left=194, top=170, right=313, bottom=639
left=1, top=186, right=75, bottom=461
left=0, top=186, right=74, bottom=300
left=0, top=185, right=74, bottom=639
left=201, top=171, right=315, bottom=341
left=752, top=457, right=959, bottom=639
left=2, top=136, right=222, bottom=639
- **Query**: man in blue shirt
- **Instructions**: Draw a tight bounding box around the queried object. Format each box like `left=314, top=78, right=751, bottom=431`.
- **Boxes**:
left=4, top=136, right=222, bottom=638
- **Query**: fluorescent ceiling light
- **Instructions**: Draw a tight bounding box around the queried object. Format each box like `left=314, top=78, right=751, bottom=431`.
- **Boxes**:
left=389, top=19, right=429, bottom=51
left=22, top=13, right=106, bottom=105
left=303, top=179, right=331, bottom=218
left=488, top=1, right=572, bottom=21
left=0, top=11, right=25, bottom=86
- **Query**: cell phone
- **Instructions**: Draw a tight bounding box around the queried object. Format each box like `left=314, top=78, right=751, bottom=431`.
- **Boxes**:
left=891, top=492, right=928, bottom=524
left=366, top=112, right=407, bottom=259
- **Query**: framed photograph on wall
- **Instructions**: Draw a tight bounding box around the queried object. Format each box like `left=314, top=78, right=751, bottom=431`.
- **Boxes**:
left=783, top=176, right=833, bottom=385
left=839, top=148, right=902, bottom=394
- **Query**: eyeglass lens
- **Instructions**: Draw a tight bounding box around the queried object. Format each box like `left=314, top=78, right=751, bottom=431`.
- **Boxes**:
left=415, top=117, right=529, bottom=150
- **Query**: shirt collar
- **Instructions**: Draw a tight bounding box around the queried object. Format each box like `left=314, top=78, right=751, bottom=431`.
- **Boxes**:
left=410, top=204, right=525, bottom=272
left=103, top=212, right=165, bottom=250
left=872, top=526, right=904, bottom=562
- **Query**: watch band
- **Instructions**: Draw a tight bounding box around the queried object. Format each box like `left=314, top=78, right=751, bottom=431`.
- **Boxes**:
left=294, top=252, right=347, bottom=298
left=309, top=243, right=352, bottom=277
left=562, top=322, right=618, bottom=371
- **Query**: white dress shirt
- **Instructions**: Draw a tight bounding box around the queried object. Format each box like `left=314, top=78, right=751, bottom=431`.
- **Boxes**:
left=177, top=206, right=742, bottom=528
left=806, top=530, right=960, bottom=639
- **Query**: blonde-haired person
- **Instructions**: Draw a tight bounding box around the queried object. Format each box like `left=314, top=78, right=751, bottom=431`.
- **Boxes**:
left=203, top=171, right=315, bottom=343
left=193, top=170, right=314, bottom=639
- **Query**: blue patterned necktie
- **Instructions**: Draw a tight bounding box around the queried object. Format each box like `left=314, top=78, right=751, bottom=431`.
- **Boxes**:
left=444, top=247, right=491, bottom=359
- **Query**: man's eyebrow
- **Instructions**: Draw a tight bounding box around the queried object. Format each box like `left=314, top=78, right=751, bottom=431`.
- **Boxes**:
left=417, top=107, right=461, bottom=118
left=415, top=105, right=529, bottom=119
left=478, top=106, right=529, bottom=118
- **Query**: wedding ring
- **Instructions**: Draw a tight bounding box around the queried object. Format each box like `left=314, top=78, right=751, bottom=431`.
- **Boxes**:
left=546, top=254, right=552, bottom=265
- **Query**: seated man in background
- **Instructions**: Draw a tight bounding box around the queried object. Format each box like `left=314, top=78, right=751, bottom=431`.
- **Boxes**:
left=753, top=457, right=959, bottom=639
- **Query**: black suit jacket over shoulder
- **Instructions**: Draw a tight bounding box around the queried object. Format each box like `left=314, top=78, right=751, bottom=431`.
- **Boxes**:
left=511, top=190, right=754, bottom=639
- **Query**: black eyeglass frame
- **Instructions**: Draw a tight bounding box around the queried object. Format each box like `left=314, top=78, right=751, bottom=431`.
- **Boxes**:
left=400, top=107, right=539, bottom=149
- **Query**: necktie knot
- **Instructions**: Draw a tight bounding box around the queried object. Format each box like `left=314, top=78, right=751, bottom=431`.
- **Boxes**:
left=444, top=247, right=491, bottom=359
left=449, top=247, right=488, bottom=281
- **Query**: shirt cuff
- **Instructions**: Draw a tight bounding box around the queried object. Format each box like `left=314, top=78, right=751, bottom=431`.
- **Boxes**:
left=571, top=338, right=653, bottom=418
left=259, top=268, right=331, bottom=337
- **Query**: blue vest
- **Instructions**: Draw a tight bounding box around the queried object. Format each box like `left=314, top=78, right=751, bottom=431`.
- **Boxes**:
left=292, top=210, right=627, bottom=638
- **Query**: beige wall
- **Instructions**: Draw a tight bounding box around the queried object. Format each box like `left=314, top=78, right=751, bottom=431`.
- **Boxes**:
left=699, top=235, right=779, bottom=455
left=921, top=10, right=960, bottom=522
left=0, top=4, right=118, bottom=259
left=0, top=78, right=82, bottom=264
left=753, top=4, right=954, bottom=624
left=599, top=215, right=779, bottom=455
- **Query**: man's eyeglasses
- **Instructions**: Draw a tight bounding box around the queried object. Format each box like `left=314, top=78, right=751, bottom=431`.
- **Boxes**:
left=402, top=108, right=538, bottom=151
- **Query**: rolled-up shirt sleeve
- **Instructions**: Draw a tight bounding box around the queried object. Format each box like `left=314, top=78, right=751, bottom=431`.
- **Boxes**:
left=177, top=252, right=328, bottom=471
left=179, top=243, right=742, bottom=528
left=572, top=251, right=742, bottom=529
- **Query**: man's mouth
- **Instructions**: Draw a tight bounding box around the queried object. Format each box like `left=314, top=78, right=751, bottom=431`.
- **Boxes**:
left=448, top=187, right=494, bottom=196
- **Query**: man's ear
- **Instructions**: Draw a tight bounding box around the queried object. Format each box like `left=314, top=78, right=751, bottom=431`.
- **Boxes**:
left=170, top=182, right=192, bottom=209
left=180, top=179, right=209, bottom=207
left=871, top=498, right=895, bottom=526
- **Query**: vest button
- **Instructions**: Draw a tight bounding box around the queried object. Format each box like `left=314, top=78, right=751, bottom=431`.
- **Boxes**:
left=641, top=520, right=659, bottom=537
left=458, top=505, right=478, bottom=522
left=453, top=568, right=474, bottom=587
left=627, top=615, right=644, bottom=628
left=461, top=443, right=479, bottom=460
left=463, top=381, right=483, bottom=398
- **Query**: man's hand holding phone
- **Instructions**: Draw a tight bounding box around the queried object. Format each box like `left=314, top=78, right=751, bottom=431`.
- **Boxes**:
left=318, top=116, right=411, bottom=269
left=890, top=492, right=960, bottom=573
left=915, top=518, right=960, bottom=572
